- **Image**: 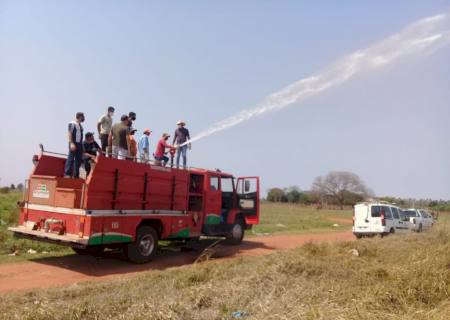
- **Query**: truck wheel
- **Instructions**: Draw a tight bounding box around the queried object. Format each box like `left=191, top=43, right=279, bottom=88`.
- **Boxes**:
left=226, top=219, right=245, bottom=245
left=389, top=228, right=395, bottom=234
left=72, top=246, right=104, bottom=256
left=126, top=226, right=158, bottom=264
left=355, top=234, right=363, bottom=239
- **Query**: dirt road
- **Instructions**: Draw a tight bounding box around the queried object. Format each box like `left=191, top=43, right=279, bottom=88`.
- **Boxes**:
left=0, top=231, right=354, bottom=293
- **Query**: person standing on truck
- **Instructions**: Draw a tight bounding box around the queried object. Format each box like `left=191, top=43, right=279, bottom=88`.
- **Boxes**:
left=129, top=128, right=138, bottom=161
left=154, top=133, right=174, bottom=166
left=82, top=132, right=101, bottom=176
left=138, top=128, right=152, bottom=163
left=64, top=112, right=85, bottom=178
left=97, top=106, right=114, bottom=154
left=128, top=112, right=137, bottom=128
left=172, top=120, right=191, bottom=169
left=108, top=115, right=131, bottom=160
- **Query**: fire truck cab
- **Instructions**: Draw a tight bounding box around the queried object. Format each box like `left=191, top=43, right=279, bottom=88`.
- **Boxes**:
left=9, top=152, right=260, bottom=263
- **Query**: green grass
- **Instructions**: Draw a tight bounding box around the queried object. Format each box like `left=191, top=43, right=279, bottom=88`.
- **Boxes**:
left=0, top=215, right=448, bottom=319
left=252, top=202, right=352, bottom=235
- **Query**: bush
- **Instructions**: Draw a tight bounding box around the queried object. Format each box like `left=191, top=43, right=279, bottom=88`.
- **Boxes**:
left=0, top=187, right=10, bottom=194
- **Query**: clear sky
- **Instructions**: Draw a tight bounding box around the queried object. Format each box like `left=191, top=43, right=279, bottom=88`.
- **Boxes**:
left=1, top=1, right=449, bottom=199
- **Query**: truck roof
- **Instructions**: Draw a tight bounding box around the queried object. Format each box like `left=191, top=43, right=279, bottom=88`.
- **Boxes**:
left=355, top=202, right=400, bottom=207
left=183, top=167, right=234, bottom=178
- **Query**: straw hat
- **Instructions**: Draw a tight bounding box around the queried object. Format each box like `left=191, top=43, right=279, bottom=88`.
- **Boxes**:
left=177, top=120, right=186, bottom=126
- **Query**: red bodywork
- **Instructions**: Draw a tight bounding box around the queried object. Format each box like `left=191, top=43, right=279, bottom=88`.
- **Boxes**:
left=10, top=154, right=260, bottom=248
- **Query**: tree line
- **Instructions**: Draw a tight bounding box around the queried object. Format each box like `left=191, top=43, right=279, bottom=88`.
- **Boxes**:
left=266, top=171, right=450, bottom=211
left=267, top=171, right=372, bottom=209
left=0, top=183, right=24, bottom=194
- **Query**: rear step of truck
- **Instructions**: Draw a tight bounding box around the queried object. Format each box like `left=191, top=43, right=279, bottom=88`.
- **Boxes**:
left=8, top=226, right=88, bottom=249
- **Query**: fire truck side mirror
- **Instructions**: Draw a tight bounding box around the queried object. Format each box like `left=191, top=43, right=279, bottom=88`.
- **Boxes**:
left=244, top=180, right=251, bottom=193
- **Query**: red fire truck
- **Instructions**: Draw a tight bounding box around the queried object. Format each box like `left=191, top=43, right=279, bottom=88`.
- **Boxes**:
left=9, top=151, right=260, bottom=263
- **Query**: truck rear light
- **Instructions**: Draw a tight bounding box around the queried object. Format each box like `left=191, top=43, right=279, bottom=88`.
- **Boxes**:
left=381, top=213, right=386, bottom=226
left=78, top=216, right=85, bottom=238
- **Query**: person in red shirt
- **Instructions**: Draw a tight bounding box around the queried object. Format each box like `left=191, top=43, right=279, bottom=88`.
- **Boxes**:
left=154, top=133, right=174, bottom=166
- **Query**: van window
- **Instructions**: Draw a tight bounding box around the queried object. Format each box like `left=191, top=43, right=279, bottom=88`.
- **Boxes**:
left=371, top=206, right=381, bottom=217
left=382, top=206, right=393, bottom=219
left=391, top=207, right=400, bottom=219
left=404, top=210, right=417, bottom=217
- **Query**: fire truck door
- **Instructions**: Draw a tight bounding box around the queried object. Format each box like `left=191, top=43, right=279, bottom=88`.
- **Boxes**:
left=204, top=174, right=222, bottom=225
left=237, top=177, right=260, bottom=224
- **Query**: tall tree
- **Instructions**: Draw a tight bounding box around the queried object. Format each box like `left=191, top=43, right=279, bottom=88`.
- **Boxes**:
left=311, top=171, right=373, bottom=209
left=267, top=188, right=286, bottom=202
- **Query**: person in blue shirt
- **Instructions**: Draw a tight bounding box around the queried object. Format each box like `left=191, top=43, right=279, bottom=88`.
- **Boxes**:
left=138, top=128, right=152, bottom=163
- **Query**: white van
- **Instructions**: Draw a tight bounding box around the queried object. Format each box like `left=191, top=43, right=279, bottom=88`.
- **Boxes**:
left=353, top=202, right=411, bottom=238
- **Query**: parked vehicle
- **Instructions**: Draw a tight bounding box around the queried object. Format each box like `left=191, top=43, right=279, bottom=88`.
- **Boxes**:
left=9, top=151, right=260, bottom=263
left=353, top=202, right=411, bottom=238
left=403, top=209, right=434, bottom=232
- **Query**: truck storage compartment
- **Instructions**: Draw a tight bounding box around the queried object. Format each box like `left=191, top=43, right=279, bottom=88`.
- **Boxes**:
left=28, top=175, right=84, bottom=208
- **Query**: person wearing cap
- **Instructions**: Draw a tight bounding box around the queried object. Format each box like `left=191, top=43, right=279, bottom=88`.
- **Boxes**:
left=154, top=133, right=174, bottom=166
left=97, top=106, right=115, bottom=153
left=109, top=115, right=131, bottom=160
left=172, top=120, right=191, bottom=169
left=129, top=128, right=138, bottom=161
left=138, top=128, right=152, bottom=163
left=64, top=112, right=85, bottom=178
left=32, top=154, right=39, bottom=167
left=82, top=132, right=101, bottom=176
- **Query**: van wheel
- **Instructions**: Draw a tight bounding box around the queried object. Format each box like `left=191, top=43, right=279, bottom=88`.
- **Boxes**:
left=226, top=219, right=245, bottom=245
left=126, top=226, right=158, bottom=264
left=418, top=224, right=423, bottom=233
left=72, top=246, right=104, bottom=256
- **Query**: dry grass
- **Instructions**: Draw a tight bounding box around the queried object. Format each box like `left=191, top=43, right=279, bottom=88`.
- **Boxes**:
left=1, top=217, right=449, bottom=319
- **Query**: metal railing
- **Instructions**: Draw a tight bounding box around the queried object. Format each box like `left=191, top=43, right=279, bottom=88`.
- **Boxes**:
left=38, top=144, right=216, bottom=172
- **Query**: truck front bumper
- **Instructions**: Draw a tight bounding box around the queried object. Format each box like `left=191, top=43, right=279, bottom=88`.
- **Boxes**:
left=8, top=226, right=89, bottom=249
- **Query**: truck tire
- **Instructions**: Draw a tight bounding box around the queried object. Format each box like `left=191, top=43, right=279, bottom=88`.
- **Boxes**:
left=389, top=228, right=395, bottom=234
left=126, top=226, right=158, bottom=264
left=226, top=219, right=245, bottom=245
left=72, top=246, right=104, bottom=256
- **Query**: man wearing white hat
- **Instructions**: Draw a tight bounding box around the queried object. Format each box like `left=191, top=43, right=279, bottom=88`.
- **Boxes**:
left=138, top=128, right=152, bottom=163
left=172, top=120, right=191, bottom=169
